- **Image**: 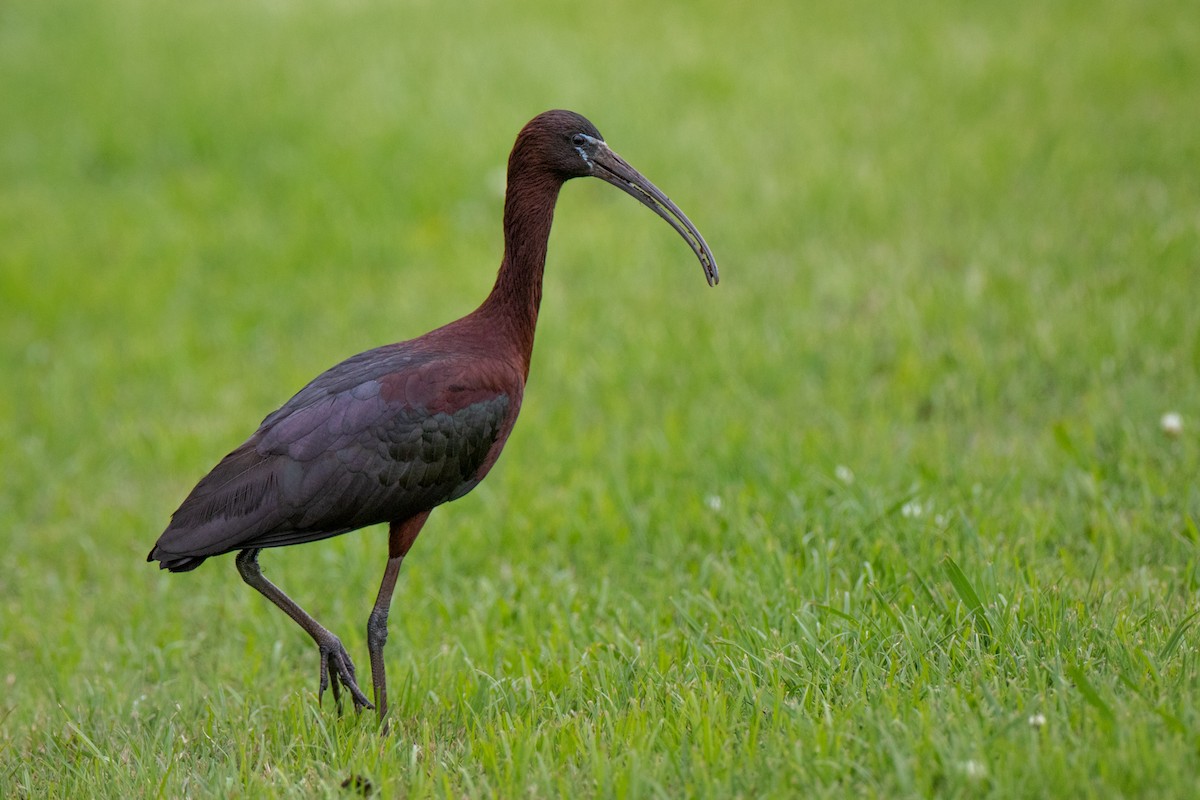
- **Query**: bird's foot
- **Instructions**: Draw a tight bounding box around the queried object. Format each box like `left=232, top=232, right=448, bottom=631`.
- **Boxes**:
left=317, top=635, right=373, bottom=714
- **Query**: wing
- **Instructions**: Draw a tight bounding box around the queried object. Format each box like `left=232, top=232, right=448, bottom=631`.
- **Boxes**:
left=148, top=344, right=518, bottom=571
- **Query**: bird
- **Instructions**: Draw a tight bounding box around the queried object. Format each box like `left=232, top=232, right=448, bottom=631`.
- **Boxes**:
left=148, top=109, right=719, bottom=721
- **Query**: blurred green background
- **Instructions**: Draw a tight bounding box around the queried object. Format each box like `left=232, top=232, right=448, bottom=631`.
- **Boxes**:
left=2, top=0, right=1198, bottom=796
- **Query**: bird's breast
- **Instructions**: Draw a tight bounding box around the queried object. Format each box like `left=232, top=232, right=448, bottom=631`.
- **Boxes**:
left=370, top=358, right=526, bottom=502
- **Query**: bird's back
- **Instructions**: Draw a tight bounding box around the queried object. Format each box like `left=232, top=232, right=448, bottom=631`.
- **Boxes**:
left=148, top=335, right=524, bottom=572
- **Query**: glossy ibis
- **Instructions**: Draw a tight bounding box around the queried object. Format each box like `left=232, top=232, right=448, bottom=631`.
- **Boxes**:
left=148, top=109, right=719, bottom=720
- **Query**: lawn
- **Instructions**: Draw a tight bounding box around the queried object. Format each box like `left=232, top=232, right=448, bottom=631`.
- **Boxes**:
left=2, top=0, right=1199, bottom=796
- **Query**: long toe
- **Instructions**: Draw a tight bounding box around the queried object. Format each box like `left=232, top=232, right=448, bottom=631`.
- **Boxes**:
left=316, top=637, right=373, bottom=713
left=317, top=644, right=345, bottom=713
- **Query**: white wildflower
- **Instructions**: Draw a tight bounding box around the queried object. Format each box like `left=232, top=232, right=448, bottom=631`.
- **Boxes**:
left=1160, top=412, right=1183, bottom=438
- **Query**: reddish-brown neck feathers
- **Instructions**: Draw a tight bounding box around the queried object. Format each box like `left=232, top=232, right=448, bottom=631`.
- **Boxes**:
left=477, top=120, right=571, bottom=372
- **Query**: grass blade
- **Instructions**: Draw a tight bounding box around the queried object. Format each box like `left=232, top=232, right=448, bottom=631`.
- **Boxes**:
left=1065, top=664, right=1115, bottom=723
left=1158, top=610, right=1200, bottom=661
left=942, top=556, right=993, bottom=640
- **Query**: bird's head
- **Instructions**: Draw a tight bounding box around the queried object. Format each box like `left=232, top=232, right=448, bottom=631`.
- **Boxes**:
left=511, top=110, right=719, bottom=286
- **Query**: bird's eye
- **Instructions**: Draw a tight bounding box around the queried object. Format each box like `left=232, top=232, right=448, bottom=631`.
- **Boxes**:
left=572, top=133, right=587, bottom=147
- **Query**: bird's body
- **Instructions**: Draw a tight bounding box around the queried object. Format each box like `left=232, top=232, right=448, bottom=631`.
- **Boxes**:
left=148, top=110, right=718, bottom=720
left=152, top=315, right=525, bottom=571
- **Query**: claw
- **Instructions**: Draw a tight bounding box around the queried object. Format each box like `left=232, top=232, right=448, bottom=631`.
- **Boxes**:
left=319, top=653, right=331, bottom=699
left=316, top=636, right=374, bottom=714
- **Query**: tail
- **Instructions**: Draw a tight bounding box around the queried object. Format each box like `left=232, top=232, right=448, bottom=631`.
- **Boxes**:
left=146, top=545, right=207, bottom=572
left=147, top=441, right=281, bottom=573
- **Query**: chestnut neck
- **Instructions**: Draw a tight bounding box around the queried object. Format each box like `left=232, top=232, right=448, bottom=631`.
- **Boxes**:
left=476, top=160, right=566, bottom=375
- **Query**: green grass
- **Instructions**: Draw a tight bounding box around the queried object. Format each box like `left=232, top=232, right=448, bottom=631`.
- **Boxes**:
left=2, top=0, right=1199, bottom=796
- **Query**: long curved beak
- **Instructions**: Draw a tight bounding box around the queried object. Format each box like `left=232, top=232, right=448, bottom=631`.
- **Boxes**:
left=591, top=143, right=719, bottom=286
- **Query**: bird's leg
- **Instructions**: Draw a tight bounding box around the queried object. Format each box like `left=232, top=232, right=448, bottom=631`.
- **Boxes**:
left=367, top=512, right=430, bottom=725
left=235, top=548, right=373, bottom=713
left=366, top=556, right=403, bottom=723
